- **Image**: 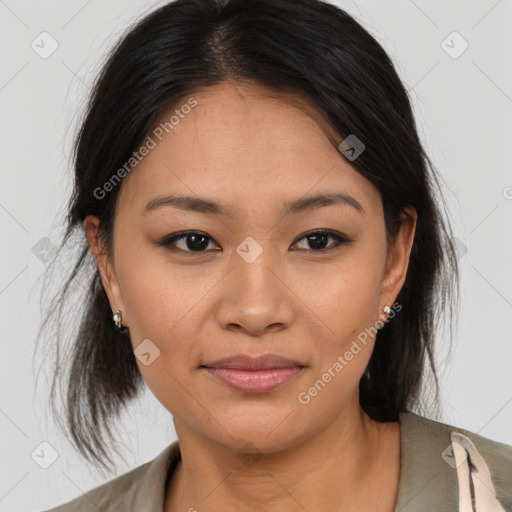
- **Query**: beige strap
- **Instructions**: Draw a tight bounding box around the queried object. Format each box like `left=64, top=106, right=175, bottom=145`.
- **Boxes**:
left=450, top=431, right=506, bottom=512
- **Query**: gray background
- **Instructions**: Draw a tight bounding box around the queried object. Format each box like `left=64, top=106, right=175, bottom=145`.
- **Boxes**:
left=0, top=0, right=511, bottom=510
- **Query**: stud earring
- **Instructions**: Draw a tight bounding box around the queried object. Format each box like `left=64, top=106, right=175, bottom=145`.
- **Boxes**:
left=112, top=309, right=125, bottom=331
left=377, top=305, right=392, bottom=332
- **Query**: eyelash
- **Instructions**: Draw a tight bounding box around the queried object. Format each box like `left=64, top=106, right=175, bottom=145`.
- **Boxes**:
left=159, top=229, right=352, bottom=255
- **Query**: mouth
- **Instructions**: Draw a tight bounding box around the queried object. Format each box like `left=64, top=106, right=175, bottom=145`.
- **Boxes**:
left=201, top=367, right=305, bottom=393
left=200, top=353, right=306, bottom=394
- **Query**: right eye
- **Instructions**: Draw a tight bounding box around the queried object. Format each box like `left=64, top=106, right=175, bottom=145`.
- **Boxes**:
left=160, top=231, right=220, bottom=253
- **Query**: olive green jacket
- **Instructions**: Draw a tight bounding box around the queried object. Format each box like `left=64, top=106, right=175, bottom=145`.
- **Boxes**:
left=43, top=411, right=512, bottom=511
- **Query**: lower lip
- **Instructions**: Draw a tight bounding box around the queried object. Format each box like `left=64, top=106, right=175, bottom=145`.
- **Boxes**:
left=202, top=367, right=304, bottom=393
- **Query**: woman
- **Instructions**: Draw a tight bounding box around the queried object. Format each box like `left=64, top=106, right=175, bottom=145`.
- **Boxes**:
left=39, top=0, right=511, bottom=510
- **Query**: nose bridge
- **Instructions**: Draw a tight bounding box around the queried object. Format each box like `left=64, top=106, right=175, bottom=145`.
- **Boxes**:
left=233, top=234, right=283, bottom=299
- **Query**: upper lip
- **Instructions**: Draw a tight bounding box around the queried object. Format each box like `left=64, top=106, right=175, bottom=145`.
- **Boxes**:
left=201, top=353, right=305, bottom=370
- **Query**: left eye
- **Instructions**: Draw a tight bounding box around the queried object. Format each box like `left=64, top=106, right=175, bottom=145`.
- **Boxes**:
left=160, top=229, right=351, bottom=254
left=292, top=230, right=350, bottom=251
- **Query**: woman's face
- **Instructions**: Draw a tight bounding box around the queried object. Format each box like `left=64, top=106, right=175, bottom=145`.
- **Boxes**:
left=86, top=81, right=416, bottom=453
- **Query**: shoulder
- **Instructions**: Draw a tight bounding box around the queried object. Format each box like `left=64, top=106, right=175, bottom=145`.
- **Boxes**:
left=398, top=411, right=512, bottom=511
left=401, top=410, right=512, bottom=468
left=43, top=461, right=153, bottom=512
left=42, top=441, right=180, bottom=512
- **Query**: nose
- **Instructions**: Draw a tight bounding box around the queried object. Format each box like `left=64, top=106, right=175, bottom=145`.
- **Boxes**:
left=215, top=243, right=295, bottom=337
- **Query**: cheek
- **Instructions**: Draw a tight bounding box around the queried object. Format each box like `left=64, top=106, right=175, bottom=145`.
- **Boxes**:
left=115, top=238, right=198, bottom=339
left=294, top=254, right=383, bottom=413
left=113, top=245, right=196, bottom=382
left=299, top=246, right=385, bottom=396
left=117, top=259, right=197, bottom=412
left=113, top=243, right=220, bottom=407
left=307, top=251, right=383, bottom=341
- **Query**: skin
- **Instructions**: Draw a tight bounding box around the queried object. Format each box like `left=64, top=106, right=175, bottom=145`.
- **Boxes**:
left=85, top=80, right=417, bottom=512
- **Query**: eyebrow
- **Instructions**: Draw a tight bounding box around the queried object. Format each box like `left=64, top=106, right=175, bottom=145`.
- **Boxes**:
left=142, top=191, right=365, bottom=217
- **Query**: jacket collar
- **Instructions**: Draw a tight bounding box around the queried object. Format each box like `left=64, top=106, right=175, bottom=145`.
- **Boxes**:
left=393, top=411, right=458, bottom=511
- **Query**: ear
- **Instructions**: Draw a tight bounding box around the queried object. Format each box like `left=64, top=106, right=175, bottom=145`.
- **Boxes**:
left=380, top=206, right=417, bottom=309
left=84, top=215, right=128, bottom=327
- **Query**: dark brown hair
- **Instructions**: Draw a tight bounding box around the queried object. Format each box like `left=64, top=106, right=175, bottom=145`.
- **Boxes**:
left=35, top=0, right=459, bottom=474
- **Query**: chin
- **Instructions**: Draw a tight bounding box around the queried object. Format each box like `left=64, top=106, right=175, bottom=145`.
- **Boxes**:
left=205, top=410, right=308, bottom=453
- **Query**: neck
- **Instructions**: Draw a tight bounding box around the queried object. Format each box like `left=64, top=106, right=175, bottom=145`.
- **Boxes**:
left=164, top=396, right=401, bottom=512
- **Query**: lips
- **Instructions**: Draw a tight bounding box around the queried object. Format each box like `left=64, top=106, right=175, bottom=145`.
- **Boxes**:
left=200, top=353, right=306, bottom=393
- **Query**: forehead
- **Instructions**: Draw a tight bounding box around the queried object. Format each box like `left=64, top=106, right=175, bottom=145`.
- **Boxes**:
left=115, top=81, right=380, bottom=219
